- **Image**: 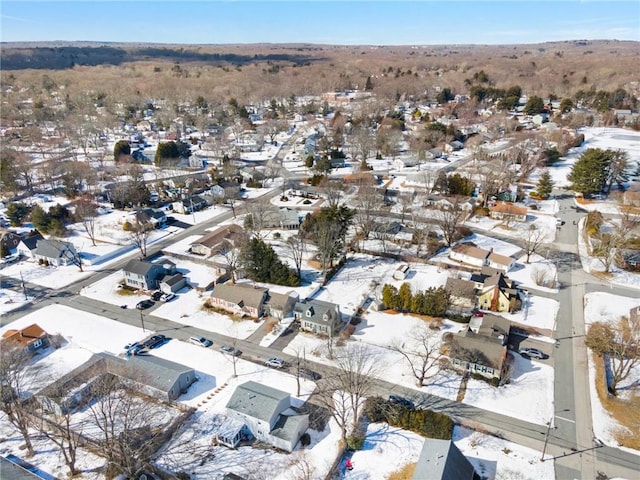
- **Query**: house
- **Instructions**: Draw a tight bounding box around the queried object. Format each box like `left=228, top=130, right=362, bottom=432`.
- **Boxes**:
left=449, top=243, right=488, bottom=269
left=190, top=225, right=244, bottom=257
left=413, top=439, right=481, bottom=480
left=261, top=208, right=301, bottom=230
left=122, top=259, right=168, bottom=290
left=235, top=131, right=263, bottom=153
left=445, top=140, right=464, bottom=152
left=173, top=195, right=208, bottom=214
left=267, top=291, right=298, bottom=320
left=136, top=208, right=166, bottom=228
left=209, top=283, right=268, bottom=318
left=15, top=232, right=44, bottom=259
left=36, top=353, right=196, bottom=410
left=329, top=157, right=346, bottom=169
left=294, top=299, right=343, bottom=336
left=1, top=323, right=50, bottom=353
left=225, top=381, right=309, bottom=452
left=1, top=455, right=57, bottom=480
left=489, top=201, right=527, bottom=222
left=476, top=272, right=521, bottom=313
left=159, top=272, right=187, bottom=293
left=393, top=157, right=418, bottom=169
left=33, top=239, right=78, bottom=267
left=445, top=277, right=477, bottom=309
left=449, top=314, right=511, bottom=382
left=449, top=243, right=515, bottom=273
left=0, top=229, right=21, bottom=254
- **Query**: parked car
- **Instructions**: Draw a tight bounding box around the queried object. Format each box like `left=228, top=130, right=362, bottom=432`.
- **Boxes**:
left=388, top=395, right=415, bottom=409
left=151, top=291, right=163, bottom=301
left=299, top=368, right=321, bottom=380
left=265, top=357, right=285, bottom=368
left=160, top=293, right=175, bottom=302
left=189, top=336, right=213, bottom=348
left=124, top=342, right=140, bottom=352
left=143, top=335, right=167, bottom=349
left=519, top=347, right=545, bottom=359
left=136, top=300, right=155, bottom=310
left=220, top=344, right=242, bottom=356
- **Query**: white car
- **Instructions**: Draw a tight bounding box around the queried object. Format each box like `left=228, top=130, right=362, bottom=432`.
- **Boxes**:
left=189, top=336, right=213, bottom=348
left=265, top=357, right=285, bottom=368
left=160, top=293, right=176, bottom=302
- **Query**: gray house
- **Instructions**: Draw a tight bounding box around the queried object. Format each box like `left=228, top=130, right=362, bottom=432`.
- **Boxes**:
left=225, top=381, right=308, bottom=452
left=413, top=439, right=480, bottom=480
left=294, top=299, right=343, bottom=336
left=16, top=232, right=44, bottom=259
left=123, top=259, right=170, bottom=290
left=34, top=239, right=78, bottom=267
left=266, top=291, right=298, bottom=320
left=159, top=272, right=187, bottom=293
left=122, top=354, right=196, bottom=401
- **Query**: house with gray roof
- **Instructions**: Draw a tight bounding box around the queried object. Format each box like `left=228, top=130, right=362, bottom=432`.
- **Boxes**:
left=448, top=313, right=511, bottom=383
left=413, top=439, right=480, bottom=480
left=294, top=299, right=343, bottom=336
left=210, top=283, right=268, bottom=318
left=122, top=259, right=167, bottom=290
left=16, top=232, right=44, bottom=259
left=33, top=239, right=78, bottom=267
left=225, top=381, right=308, bottom=452
left=266, top=291, right=298, bottom=320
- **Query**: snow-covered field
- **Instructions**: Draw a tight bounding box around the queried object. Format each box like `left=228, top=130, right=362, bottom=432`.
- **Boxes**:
left=583, top=292, right=640, bottom=453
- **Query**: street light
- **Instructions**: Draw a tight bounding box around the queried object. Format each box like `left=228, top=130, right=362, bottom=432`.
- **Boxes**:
left=541, top=409, right=570, bottom=462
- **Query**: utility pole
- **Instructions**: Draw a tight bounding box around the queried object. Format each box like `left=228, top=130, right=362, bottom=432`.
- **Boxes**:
left=20, top=271, right=28, bottom=300
left=541, top=417, right=554, bottom=461
left=139, top=311, right=146, bottom=332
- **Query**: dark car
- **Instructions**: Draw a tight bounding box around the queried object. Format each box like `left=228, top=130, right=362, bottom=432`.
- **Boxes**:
left=151, top=291, right=163, bottom=301
left=143, top=335, right=167, bottom=349
left=220, top=344, right=242, bottom=356
left=389, top=395, right=415, bottom=409
left=136, top=300, right=155, bottom=310
left=300, top=368, right=321, bottom=380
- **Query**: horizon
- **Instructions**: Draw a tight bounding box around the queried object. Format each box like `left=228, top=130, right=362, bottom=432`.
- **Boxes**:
left=1, top=1, right=639, bottom=45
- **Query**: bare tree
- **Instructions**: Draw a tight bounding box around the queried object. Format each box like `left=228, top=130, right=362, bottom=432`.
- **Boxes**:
left=286, top=452, right=316, bottom=480
left=397, top=191, right=415, bottom=222
left=285, top=233, right=307, bottom=280
left=522, top=224, right=546, bottom=263
left=0, top=344, right=36, bottom=457
left=391, top=322, right=444, bottom=387
left=218, top=239, right=242, bottom=284
left=87, top=375, right=171, bottom=477
left=224, top=186, right=241, bottom=218
left=435, top=205, right=468, bottom=247
left=129, top=217, right=151, bottom=258
left=320, top=343, right=382, bottom=442
left=35, top=387, right=83, bottom=476
left=75, top=198, right=99, bottom=246
left=60, top=244, right=84, bottom=272
left=245, top=198, right=276, bottom=240
left=592, top=232, right=618, bottom=273
left=353, top=185, right=382, bottom=246
left=585, top=315, right=640, bottom=396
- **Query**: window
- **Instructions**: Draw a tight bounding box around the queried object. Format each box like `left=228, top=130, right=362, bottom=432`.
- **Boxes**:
left=32, top=339, right=43, bottom=349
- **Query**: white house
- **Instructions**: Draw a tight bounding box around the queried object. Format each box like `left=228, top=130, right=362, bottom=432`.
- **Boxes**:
left=225, top=381, right=308, bottom=452
left=33, top=239, right=78, bottom=267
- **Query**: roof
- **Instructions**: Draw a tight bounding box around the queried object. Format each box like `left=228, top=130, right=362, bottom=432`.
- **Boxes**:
left=211, top=283, right=268, bottom=310
left=474, top=313, right=511, bottom=338
left=161, top=272, right=184, bottom=286
left=1, top=324, right=48, bottom=347
left=490, top=201, right=527, bottom=216
left=445, top=278, right=476, bottom=299
left=270, top=411, right=309, bottom=443
left=108, top=354, right=194, bottom=394
left=191, top=224, right=244, bottom=249
left=0, top=455, right=57, bottom=480
left=293, top=299, right=339, bottom=324
left=19, top=233, right=44, bottom=251
left=413, top=439, right=477, bottom=480
left=34, top=239, right=74, bottom=259
left=123, top=259, right=162, bottom=276
left=226, top=381, right=290, bottom=423
left=453, top=331, right=507, bottom=370
left=487, top=251, right=513, bottom=267
left=451, top=243, right=488, bottom=261
left=268, top=291, right=296, bottom=311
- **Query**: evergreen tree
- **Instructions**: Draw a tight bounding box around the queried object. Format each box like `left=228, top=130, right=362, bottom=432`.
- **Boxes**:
left=567, top=148, right=613, bottom=195
left=6, top=203, right=31, bottom=227
left=154, top=141, right=180, bottom=166
left=398, top=283, right=413, bottom=312
left=30, top=205, right=51, bottom=233
left=523, top=95, right=545, bottom=115
left=382, top=284, right=399, bottom=310
left=240, top=238, right=299, bottom=286
left=365, top=76, right=374, bottom=91
left=113, top=140, right=131, bottom=162
left=536, top=170, right=554, bottom=199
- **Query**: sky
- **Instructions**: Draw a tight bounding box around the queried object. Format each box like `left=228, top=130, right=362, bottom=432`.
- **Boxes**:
left=1, top=1, right=639, bottom=45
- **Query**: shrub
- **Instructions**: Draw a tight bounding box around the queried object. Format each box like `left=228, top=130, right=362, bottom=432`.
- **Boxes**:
left=122, top=221, right=133, bottom=231
left=303, top=199, right=312, bottom=204
left=280, top=196, right=289, bottom=202
left=176, top=473, right=191, bottom=480
left=300, top=432, right=311, bottom=447
left=346, top=431, right=366, bottom=450
left=273, top=232, right=281, bottom=239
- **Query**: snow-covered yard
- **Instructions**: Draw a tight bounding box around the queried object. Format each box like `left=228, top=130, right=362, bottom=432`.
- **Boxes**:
left=584, top=292, right=640, bottom=453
